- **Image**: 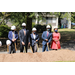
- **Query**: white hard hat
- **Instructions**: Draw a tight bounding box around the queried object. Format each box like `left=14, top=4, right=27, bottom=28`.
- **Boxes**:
left=11, top=26, right=16, bottom=30
left=22, top=23, right=26, bottom=26
left=46, top=25, right=50, bottom=28
left=32, top=27, right=37, bottom=31
left=6, top=40, right=11, bottom=45
left=0, top=41, right=2, bottom=46
left=54, top=26, right=58, bottom=29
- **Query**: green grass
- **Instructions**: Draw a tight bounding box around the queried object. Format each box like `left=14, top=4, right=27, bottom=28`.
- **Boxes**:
left=53, top=29, right=75, bottom=43
left=55, top=61, right=75, bottom=62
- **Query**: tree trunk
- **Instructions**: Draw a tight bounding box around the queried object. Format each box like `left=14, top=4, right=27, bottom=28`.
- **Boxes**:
left=58, top=16, right=61, bottom=28
left=26, top=13, right=32, bottom=33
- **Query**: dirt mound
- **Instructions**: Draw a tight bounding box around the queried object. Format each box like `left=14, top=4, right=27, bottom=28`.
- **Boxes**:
left=0, top=49, right=75, bottom=62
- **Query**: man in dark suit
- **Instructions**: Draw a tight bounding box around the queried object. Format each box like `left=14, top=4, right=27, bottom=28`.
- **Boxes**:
left=8, top=26, right=18, bottom=54
left=19, top=23, right=30, bottom=53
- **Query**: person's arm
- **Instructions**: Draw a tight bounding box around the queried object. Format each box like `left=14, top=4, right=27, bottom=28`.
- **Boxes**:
left=28, top=30, right=30, bottom=43
left=58, top=33, right=61, bottom=41
left=48, top=33, right=52, bottom=43
left=19, top=31, right=23, bottom=43
left=54, top=33, right=61, bottom=42
left=15, top=32, right=18, bottom=40
left=42, top=32, right=48, bottom=41
left=36, top=34, right=39, bottom=41
left=8, top=31, right=12, bottom=41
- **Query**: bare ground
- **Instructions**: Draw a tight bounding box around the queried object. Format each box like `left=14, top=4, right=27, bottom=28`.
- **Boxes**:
left=0, top=49, right=75, bottom=62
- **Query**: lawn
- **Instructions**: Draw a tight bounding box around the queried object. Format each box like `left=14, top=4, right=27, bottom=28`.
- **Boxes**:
left=57, top=28, right=75, bottom=43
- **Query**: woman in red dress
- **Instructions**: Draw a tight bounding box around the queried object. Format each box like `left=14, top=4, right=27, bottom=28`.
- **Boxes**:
left=51, top=27, right=61, bottom=50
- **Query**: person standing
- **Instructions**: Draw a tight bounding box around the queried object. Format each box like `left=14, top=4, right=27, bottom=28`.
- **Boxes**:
left=19, top=23, right=30, bottom=53
left=8, top=26, right=18, bottom=54
left=30, top=27, right=39, bottom=53
left=42, top=25, right=52, bottom=52
left=51, top=27, right=61, bottom=50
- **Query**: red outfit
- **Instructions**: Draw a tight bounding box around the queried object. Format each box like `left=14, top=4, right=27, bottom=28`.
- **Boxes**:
left=51, top=32, right=61, bottom=49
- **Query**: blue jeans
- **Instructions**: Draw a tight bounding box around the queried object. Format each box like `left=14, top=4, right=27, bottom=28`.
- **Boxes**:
left=42, top=45, right=48, bottom=52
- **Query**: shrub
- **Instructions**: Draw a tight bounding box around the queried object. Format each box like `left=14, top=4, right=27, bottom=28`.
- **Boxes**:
left=33, top=24, right=52, bottom=33
left=32, top=22, right=35, bottom=28
left=0, top=25, right=11, bottom=38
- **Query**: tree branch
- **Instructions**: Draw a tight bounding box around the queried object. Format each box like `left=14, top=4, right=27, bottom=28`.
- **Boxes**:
left=0, top=12, right=7, bottom=25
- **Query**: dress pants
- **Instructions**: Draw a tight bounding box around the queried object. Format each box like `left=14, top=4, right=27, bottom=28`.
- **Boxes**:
left=42, top=45, right=48, bottom=52
left=32, top=43, right=37, bottom=53
left=20, top=44, right=27, bottom=53
left=9, top=42, right=16, bottom=54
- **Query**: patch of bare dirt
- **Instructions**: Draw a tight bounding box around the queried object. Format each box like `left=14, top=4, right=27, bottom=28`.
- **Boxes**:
left=0, top=49, right=75, bottom=62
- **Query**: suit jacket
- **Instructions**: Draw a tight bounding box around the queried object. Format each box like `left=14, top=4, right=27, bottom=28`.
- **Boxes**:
left=42, top=31, right=52, bottom=45
left=8, top=31, right=18, bottom=44
left=19, top=29, right=30, bottom=46
left=30, top=33, right=39, bottom=46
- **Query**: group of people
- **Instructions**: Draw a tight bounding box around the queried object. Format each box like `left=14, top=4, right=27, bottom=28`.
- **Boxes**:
left=0, top=23, right=61, bottom=54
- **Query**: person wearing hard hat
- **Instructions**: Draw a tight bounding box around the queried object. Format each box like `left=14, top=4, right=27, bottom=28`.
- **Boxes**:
left=51, top=26, right=61, bottom=50
left=19, top=23, right=30, bottom=53
left=30, top=27, right=39, bottom=53
left=8, top=25, right=18, bottom=54
left=42, top=25, right=52, bottom=52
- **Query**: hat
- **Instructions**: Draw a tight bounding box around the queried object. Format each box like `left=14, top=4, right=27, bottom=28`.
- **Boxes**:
left=54, top=26, right=58, bottom=29
left=6, top=40, right=11, bottom=45
left=0, top=41, right=2, bottom=46
left=32, top=27, right=37, bottom=31
left=11, top=26, right=16, bottom=30
left=46, top=25, right=50, bottom=28
left=22, top=23, right=26, bottom=26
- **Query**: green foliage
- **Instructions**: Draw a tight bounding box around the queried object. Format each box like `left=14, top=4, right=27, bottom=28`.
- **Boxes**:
left=0, top=25, right=11, bottom=38
left=71, top=26, right=75, bottom=29
left=33, top=24, right=52, bottom=33
left=34, top=24, right=46, bottom=33
left=71, top=12, right=75, bottom=23
left=32, top=22, right=35, bottom=28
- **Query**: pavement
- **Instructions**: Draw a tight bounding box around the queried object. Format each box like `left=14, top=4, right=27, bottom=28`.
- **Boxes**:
left=0, top=48, right=43, bottom=54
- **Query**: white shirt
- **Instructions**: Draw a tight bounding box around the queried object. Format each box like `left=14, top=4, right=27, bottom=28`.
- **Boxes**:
left=33, top=34, right=36, bottom=39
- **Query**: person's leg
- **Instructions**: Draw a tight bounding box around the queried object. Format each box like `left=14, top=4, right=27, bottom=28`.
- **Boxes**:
left=34, top=44, right=37, bottom=53
left=25, top=45, right=28, bottom=53
left=12, top=42, right=16, bottom=53
left=32, top=46, right=34, bottom=53
left=46, top=45, right=48, bottom=51
left=9, top=45, right=11, bottom=54
left=20, top=44, right=24, bottom=52
left=42, top=45, right=46, bottom=52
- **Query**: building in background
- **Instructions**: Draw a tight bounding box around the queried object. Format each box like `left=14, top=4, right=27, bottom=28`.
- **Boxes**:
left=33, top=13, right=71, bottom=29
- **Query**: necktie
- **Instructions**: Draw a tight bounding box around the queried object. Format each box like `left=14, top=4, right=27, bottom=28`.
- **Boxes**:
left=24, top=30, right=26, bottom=35
left=47, top=31, right=48, bottom=37
left=13, top=32, right=15, bottom=39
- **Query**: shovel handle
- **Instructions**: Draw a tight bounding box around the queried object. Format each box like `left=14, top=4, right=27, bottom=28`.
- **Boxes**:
left=14, top=43, right=17, bottom=51
left=24, top=46, right=26, bottom=53
left=30, top=46, right=33, bottom=53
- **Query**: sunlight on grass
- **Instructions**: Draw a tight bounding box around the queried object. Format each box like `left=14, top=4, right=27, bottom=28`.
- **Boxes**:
left=56, top=61, right=75, bottom=62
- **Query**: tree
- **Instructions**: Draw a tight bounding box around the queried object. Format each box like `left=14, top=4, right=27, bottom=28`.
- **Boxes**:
left=0, top=12, right=10, bottom=25
left=71, top=12, right=75, bottom=23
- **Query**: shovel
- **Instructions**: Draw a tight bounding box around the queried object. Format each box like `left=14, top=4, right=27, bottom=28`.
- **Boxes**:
left=7, top=44, right=10, bottom=52
left=24, top=46, right=26, bottom=53
left=56, top=42, right=58, bottom=50
left=47, top=43, right=49, bottom=51
left=14, top=43, right=17, bottom=51
left=30, top=46, right=33, bottom=53
left=36, top=43, right=39, bottom=52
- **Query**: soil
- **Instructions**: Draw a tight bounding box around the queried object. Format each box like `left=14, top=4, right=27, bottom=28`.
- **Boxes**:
left=0, top=49, right=75, bottom=62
